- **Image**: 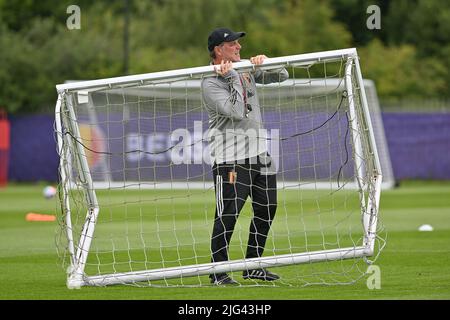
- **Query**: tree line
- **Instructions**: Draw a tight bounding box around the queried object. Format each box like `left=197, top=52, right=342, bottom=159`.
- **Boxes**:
left=0, top=0, right=448, bottom=114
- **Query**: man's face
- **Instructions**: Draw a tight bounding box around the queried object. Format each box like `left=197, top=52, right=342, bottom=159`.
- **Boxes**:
left=216, top=40, right=242, bottom=62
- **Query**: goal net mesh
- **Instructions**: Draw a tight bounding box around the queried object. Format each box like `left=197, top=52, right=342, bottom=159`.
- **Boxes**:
left=55, top=53, right=386, bottom=287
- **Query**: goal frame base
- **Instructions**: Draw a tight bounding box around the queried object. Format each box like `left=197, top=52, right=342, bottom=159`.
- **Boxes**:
left=67, top=245, right=373, bottom=288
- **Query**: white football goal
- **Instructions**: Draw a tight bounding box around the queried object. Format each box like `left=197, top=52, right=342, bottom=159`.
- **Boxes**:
left=55, top=48, right=386, bottom=288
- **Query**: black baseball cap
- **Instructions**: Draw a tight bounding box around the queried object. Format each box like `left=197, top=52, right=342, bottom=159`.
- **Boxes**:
left=207, top=27, right=246, bottom=52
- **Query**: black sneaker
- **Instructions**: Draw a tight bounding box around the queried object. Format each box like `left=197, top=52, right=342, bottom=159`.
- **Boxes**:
left=210, top=273, right=239, bottom=286
left=242, top=269, right=280, bottom=281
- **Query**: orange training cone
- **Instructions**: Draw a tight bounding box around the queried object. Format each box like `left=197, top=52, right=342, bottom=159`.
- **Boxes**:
left=26, top=213, right=56, bottom=222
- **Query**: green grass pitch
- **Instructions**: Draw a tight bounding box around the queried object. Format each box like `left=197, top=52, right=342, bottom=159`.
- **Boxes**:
left=0, top=180, right=449, bottom=300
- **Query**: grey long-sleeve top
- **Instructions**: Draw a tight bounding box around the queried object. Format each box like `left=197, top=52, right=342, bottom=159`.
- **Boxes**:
left=201, top=62, right=288, bottom=164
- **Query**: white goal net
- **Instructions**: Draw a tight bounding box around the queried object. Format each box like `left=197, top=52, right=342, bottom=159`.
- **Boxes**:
left=55, top=48, right=386, bottom=288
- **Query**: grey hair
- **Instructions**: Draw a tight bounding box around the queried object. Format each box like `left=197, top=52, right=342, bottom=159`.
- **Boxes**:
left=209, top=43, right=224, bottom=61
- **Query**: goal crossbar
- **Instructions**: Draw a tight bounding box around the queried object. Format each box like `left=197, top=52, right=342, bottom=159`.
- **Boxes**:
left=56, top=48, right=358, bottom=93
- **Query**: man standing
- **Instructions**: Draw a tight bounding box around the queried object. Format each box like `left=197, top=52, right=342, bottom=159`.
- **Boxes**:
left=201, top=27, right=288, bottom=285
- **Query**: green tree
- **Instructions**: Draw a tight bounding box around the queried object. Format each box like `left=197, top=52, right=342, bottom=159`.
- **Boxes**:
left=0, top=3, right=123, bottom=113
left=384, top=0, right=450, bottom=97
left=0, top=0, right=96, bottom=31
left=0, top=24, right=44, bottom=113
left=243, top=0, right=352, bottom=57
left=329, top=0, right=388, bottom=45
left=130, top=0, right=265, bottom=68
left=359, top=39, right=447, bottom=100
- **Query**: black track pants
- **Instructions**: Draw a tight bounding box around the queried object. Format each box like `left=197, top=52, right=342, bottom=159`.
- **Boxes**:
left=210, top=156, right=277, bottom=264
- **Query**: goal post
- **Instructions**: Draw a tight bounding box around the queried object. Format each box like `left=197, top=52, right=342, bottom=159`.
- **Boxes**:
left=55, top=48, right=385, bottom=288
